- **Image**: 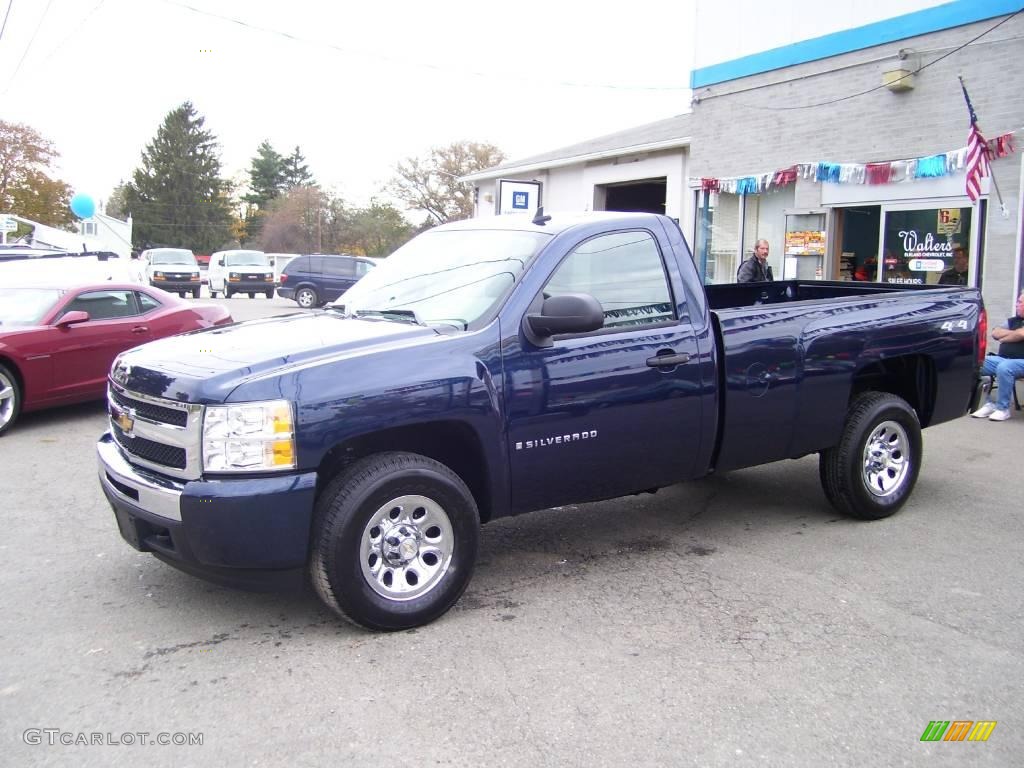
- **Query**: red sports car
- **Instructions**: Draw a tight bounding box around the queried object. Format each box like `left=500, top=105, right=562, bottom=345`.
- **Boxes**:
left=0, top=281, right=232, bottom=435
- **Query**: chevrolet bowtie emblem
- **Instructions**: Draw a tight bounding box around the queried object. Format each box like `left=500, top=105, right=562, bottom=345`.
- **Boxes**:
left=115, top=407, right=135, bottom=436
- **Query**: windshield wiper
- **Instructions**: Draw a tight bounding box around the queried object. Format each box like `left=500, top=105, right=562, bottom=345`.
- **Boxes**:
left=355, top=309, right=424, bottom=325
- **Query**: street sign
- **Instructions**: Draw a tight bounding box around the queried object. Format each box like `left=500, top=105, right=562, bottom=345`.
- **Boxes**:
left=0, top=217, right=17, bottom=232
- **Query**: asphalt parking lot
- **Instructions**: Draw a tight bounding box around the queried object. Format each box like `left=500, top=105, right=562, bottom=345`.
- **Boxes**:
left=1, top=296, right=1022, bottom=767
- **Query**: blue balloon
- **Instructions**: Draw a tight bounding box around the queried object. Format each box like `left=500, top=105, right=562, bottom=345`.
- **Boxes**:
left=70, top=193, right=96, bottom=219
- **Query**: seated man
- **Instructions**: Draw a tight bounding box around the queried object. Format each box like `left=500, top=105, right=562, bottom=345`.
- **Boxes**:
left=972, top=291, right=1024, bottom=421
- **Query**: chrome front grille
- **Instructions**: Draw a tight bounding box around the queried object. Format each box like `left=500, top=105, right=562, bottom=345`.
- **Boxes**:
left=107, top=382, right=204, bottom=480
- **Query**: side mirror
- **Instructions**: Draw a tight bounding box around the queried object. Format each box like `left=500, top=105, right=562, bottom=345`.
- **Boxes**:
left=56, top=310, right=90, bottom=327
left=216, top=258, right=225, bottom=267
left=524, top=292, right=604, bottom=347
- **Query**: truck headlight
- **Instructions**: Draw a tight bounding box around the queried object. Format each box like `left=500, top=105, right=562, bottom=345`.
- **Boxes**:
left=154, top=271, right=165, bottom=279
left=202, top=400, right=296, bottom=472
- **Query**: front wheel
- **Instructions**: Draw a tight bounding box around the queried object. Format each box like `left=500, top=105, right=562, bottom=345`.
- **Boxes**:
left=819, top=392, right=922, bottom=520
left=247, top=292, right=255, bottom=299
left=265, top=290, right=273, bottom=299
left=0, top=363, right=22, bottom=437
left=192, top=288, right=200, bottom=299
left=311, top=452, right=480, bottom=631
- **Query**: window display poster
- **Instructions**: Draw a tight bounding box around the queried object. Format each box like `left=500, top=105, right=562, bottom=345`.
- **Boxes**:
left=881, top=207, right=972, bottom=285
left=496, top=179, right=542, bottom=216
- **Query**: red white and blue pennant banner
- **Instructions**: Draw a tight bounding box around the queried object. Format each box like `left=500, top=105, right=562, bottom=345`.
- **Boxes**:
left=697, top=130, right=1017, bottom=195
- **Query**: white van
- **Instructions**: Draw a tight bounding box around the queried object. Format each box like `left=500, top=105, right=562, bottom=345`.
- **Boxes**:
left=141, top=248, right=201, bottom=297
left=208, top=249, right=275, bottom=298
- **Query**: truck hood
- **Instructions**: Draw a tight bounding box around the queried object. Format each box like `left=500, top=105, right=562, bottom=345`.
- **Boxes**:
left=113, top=311, right=438, bottom=402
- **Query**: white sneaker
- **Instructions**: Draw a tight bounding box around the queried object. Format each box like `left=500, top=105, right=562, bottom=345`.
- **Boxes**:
left=989, top=409, right=1011, bottom=422
left=972, top=402, right=997, bottom=418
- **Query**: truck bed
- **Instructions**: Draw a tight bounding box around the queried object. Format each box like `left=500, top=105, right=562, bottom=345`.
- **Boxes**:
left=704, top=280, right=981, bottom=473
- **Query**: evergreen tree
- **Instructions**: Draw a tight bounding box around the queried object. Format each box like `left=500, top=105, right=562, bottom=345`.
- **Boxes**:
left=245, top=140, right=286, bottom=207
left=282, top=145, right=313, bottom=188
left=124, top=102, right=232, bottom=252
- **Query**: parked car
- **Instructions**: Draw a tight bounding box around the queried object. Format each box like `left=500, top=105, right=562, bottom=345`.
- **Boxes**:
left=97, top=212, right=984, bottom=630
left=208, top=250, right=274, bottom=299
left=0, top=281, right=232, bottom=435
left=277, top=253, right=376, bottom=308
left=141, top=248, right=202, bottom=298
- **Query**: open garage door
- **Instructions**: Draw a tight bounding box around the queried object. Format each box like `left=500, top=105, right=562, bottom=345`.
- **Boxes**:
left=598, top=178, right=667, bottom=215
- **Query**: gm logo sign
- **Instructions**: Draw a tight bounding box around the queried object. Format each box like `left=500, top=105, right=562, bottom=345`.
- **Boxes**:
left=511, top=191, right=529, bottom=209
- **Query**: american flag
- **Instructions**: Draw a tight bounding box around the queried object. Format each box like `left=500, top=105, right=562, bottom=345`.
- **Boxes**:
left=960, top=79, right=989, bottom=203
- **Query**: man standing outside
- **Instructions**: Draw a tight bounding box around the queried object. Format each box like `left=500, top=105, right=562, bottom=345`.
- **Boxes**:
left=972, top=291, right=1024, bottom=421
left=736, top=239, right=773, bottom=283
left=939, top=246, right=969, bottom=285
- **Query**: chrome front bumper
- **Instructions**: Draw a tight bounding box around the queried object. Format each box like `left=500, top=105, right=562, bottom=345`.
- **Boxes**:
left=97, top=432, right=184, bottom=521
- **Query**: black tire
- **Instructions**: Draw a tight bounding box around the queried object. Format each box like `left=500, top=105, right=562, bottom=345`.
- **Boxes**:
left=296, top=287, right=318, bottom=309
left=178, top=292, right=186, bottom=298
left=265, top=290, right=273, bottom=299
left=819, top=392, right=922, bottom=520
left=311, top=452, right=480, bottom=631
left=0, top=363, right=22, bottom=437
left=192, top=288, right=200, bottom=299
left=247, top=292, right=255, bottom=299
left=224, top=288, right=232, bottom=299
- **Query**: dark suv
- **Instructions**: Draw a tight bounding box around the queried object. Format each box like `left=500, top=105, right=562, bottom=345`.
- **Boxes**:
left=277, top=254, right=376, bottom=308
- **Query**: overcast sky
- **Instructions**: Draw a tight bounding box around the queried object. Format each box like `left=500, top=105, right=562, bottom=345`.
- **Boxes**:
left=0, top=0, right=698, bottom=212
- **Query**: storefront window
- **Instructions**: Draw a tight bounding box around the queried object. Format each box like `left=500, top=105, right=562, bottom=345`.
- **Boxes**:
left=881, top=207, right=973, bottom=285
left=694, top=190, right=740, bottom=283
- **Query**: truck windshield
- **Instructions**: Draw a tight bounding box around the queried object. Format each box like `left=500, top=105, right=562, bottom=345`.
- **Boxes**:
left=332, top=229, right=550, bottom=328
left=0, top=288, right=63, bottom=326
left=225, top=251, right=269, bottom=267
left=150, top=249, right=196, bottom=265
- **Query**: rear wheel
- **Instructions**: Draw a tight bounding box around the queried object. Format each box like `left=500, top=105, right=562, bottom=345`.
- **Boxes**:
left=265, top=290, right=273, bottom=299
left=296, top=287, right=318, bottom=309
left=192, top=288, right=200, bottom=299
left=248, top=292, right=255, bottom=299
left=225, top=288, right=233, bottom=299
left=311, top=452, right=480, bottom=631
left=0, top=364, right=22, bottom=437
left=819, top=392, right=922, bottom=520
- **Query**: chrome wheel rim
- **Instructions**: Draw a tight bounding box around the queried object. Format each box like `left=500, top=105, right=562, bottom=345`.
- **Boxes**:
left=0, top=370, right=15, bottom=427
left=862, top=420, right=910, bottom=497
left=359, top=494, right=454, bottom=601
left=297, top=289, right=315, bottom=308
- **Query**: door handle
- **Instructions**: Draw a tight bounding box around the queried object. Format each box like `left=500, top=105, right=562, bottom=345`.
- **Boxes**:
left=646, top=351, right=690, bottom=367
left=130, top=326, right=149, bottom=334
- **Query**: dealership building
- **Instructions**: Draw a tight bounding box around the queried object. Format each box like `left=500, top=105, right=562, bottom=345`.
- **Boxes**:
left=464, top=0, right=1024, bottom=317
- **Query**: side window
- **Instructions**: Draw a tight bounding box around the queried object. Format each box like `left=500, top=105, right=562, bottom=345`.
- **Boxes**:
left=323, top=258, right=355, bottom=277
left=354, top=261, right=372, bottom=277
left=62, top=290, right=139, bottom=320
left=136, top=291, right=162, bottom=313
left=306, top=256, right=324, bottom=274
left=545, top=231, right=675, bottom=329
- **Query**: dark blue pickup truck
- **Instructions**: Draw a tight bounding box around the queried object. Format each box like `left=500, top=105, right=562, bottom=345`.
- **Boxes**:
left=97, top=212, right=985, bottom=630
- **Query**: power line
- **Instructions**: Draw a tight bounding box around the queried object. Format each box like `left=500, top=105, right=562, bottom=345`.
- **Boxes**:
left=155, top=0, right=689, bottom=93
left=2, top=0, right=54, bottom=93
left=715, top=7, right=1024, bottom=112
left=0, top=0, right=13, bottom=45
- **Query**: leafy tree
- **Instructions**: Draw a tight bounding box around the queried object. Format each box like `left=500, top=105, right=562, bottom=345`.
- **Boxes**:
left=282, top=145, right=313, bottom=188
left=124, top=102, right=232, bottom=251
left=337, top=200, right=413, bottom=257
left=0, top=120, right=75, bottom=230
left=259, top=185, right=327, bottom=254
left=388, top=140, right=505, bottom=225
